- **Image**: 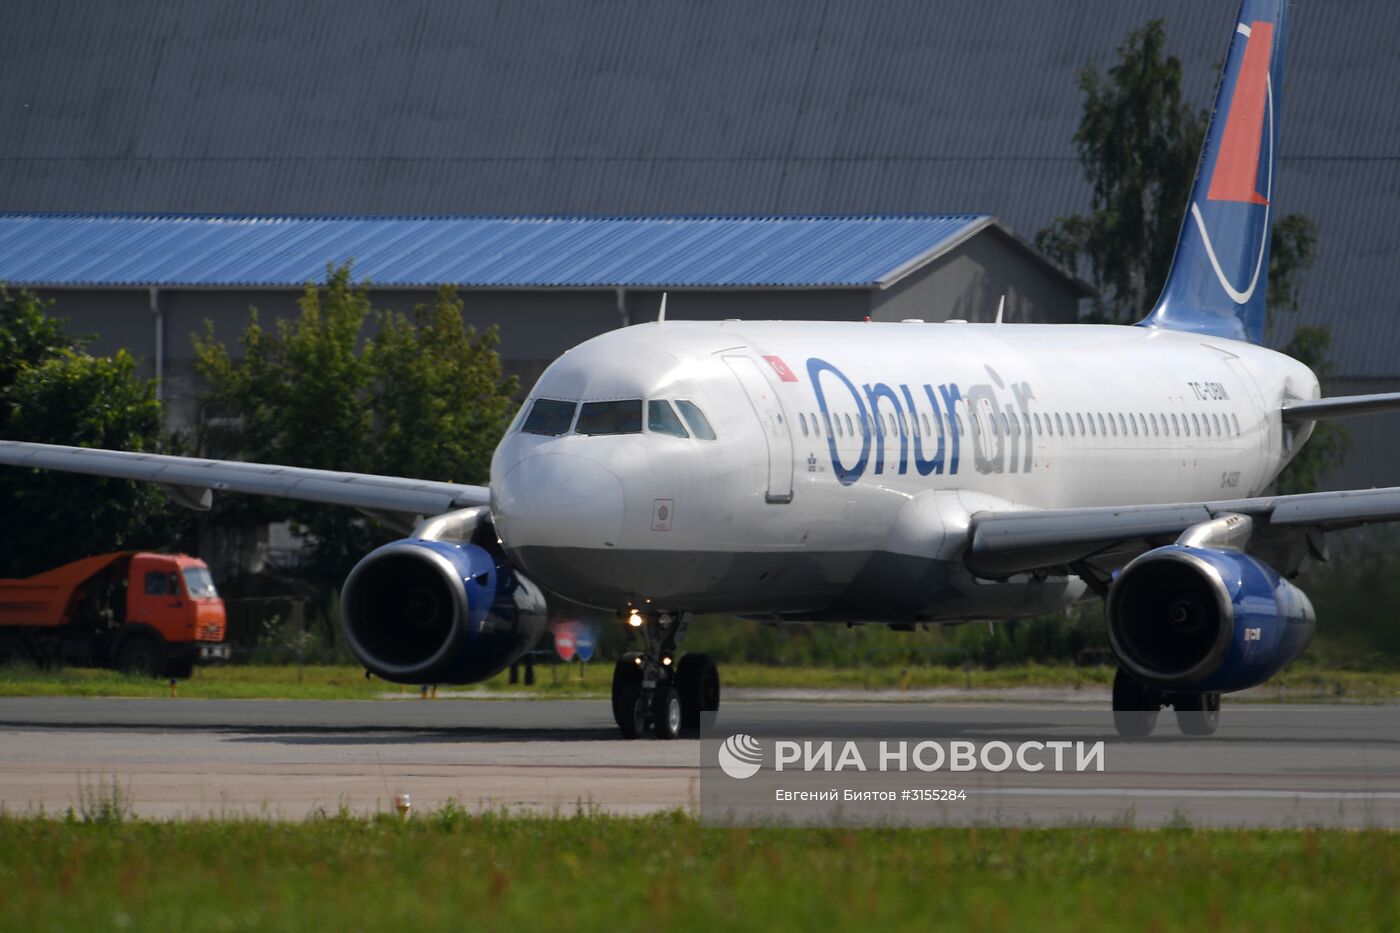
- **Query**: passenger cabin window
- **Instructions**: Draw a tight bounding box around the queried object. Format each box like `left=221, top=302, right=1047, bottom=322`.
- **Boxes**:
left=647, top=400, right=689, bottom=438
left=577, top=400, right=643, bottom=435
left=674, top=400, right=717, bottom=440
left=522, top=398, right=577, bottom=436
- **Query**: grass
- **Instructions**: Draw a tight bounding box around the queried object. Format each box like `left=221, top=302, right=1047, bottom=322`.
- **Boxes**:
left=0, top=810, right=1395, bottom=931
left=3, top=660, right=1400, bottom=701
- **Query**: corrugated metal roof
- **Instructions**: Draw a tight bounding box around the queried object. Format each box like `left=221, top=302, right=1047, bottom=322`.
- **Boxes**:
left=1, top=0, right=1398, bottom=373
left=0, top=213, right=992, bottom=289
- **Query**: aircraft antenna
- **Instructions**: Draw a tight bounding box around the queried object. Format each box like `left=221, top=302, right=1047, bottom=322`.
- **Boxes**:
left=658, top=292, right=668, bottom=323
left=994, top=294, right=1006, bottom=325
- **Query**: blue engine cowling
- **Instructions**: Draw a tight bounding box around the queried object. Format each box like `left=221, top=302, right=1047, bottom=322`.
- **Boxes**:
left=340, top=539, right=548, bottom=685
left=1106, top=545, right=1315, bottom=694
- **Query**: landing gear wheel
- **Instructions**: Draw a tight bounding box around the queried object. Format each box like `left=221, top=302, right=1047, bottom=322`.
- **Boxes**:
left=616, top=684, right=648, bottom=740
left=651, top=685, right=682, bottom=740
left=676, top=653, right=720, bottom=732
left=1112, top=668, right=1161, bottom=737
left=167, top=659, right=195, bottom=681
left=612, top=653, right=644, bottom=736
left=116, top=638, right=163, bottom=678
left=1174, top=692, right=1221, bottom=736
left=0, top=635, right=31, bottom=667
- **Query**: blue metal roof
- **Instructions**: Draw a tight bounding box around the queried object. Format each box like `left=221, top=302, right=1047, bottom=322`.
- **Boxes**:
left=0, top=213, right=994, bottom=290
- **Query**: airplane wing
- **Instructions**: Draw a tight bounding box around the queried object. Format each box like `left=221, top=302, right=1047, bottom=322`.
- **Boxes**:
left=967, top=487, right=1400, bottom=577
left=1282, top=392, right=1400, bottom=422
left=0, top=440, right=490, bottom=521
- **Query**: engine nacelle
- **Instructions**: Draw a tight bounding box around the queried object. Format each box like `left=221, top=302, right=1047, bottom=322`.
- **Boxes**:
left=1106, top=546, right=1315, bottom=694
left=341, top=538, right=548, bottom=684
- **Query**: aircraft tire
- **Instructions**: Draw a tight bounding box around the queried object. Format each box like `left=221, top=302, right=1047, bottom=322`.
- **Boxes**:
left=1112, top=668, right=1161, bottom=737
left=676, top=653, right=720, bottom=732
left=1173, top=692, right=1221, bottom=736
left=651, top=684, right=682, bottom=740
left=616, top=683, right=648, bottom=740
left=612, top=653, right=645, bottom=734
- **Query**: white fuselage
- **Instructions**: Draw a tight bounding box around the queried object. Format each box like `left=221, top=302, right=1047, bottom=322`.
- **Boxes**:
left=490, top=320, right=1318, bottom=622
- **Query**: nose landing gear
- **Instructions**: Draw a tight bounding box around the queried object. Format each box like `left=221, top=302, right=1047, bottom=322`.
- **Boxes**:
left=610, top=610, right=720, bottom=739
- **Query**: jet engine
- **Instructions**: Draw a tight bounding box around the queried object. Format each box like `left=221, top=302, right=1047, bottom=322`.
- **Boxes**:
left=1106, top=545, right=1315, bottom=694
left=341, top=538, right=547, bottom=684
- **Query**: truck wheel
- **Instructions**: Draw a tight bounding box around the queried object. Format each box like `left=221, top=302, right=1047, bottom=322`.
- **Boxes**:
left=0, top=636, right=31, bottom=667
left=167, top=659, right=195, bottom=681
left=116, top=638, right=163, bottom=678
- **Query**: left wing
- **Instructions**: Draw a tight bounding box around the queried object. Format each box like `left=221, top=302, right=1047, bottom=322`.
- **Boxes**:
left=967, top=487, right=1400, bottom=578
left=0, top=441, right=490, bottom=521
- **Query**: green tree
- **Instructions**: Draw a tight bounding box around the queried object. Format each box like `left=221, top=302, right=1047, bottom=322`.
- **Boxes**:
left=1266, top=215, right=1350, bottom=494
left=194, top=264, right=518, bottom=589
left=368, top=286, right=517, bottom=485
left=0, top=287, right=183, bottom=577
left=1037, top=19, right=1343, bottom=491
left=1035, top=20, right=1205, bottom=323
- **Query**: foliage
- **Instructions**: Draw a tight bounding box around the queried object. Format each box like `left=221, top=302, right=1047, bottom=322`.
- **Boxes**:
left=369, top=288, right=516, bottom=486
left=0, top=287, right=185, bottom=577
left=1296, top=527, right=1400, bottom=666
left=193, top=263, right=517, bottom=590
left=1035, top=20, right=1341, bottom=492
left=1034, top=20, right=1204, bottom=322
left=2, top=814, right=1398, bottom=930
left=1274, top=325, right=1350, bottom=495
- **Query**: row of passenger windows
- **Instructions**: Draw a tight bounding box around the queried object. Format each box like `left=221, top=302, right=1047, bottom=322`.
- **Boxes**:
left=521, top=397, right=717, bottom=440
left=796, top=408, right=1244, bottom=442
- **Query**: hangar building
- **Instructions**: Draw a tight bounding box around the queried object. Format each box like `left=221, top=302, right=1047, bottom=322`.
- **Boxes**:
left=0, top=213, right=1088, bottom=433
left=1, top=0, right=1398, bottom=489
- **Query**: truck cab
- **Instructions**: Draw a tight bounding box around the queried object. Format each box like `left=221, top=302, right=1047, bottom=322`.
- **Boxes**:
left=124, top=554, right=230, bottom=673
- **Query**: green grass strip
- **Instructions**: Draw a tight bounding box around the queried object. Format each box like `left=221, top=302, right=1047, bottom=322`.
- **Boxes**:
left=0, top=810, right=1396, bottom=931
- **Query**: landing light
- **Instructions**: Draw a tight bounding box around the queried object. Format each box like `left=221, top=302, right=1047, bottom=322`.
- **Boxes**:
left=662, top=656, right=672, bottom=666
left=627, top=610, right=643, bottom=628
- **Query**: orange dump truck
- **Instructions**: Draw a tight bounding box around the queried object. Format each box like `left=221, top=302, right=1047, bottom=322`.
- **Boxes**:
left=0, top=552, right=229, bottom=678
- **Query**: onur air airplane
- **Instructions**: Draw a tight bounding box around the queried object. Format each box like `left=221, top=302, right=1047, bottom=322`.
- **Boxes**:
left=3, top=0, right=1399, bottom=738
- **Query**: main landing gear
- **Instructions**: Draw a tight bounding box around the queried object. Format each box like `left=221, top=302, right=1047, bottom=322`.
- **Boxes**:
left=1111, top=668, right=1221, bottom=737
left=611, top=610, right=720, bottom=739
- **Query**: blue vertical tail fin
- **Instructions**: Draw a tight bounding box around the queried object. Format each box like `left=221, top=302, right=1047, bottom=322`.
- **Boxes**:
left=1139, top=0, right=1290, bottom=344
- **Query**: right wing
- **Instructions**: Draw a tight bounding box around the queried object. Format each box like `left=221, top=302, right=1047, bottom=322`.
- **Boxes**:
left=967, top=487, right=1400, bottom=578
left=0, top=441, right=490, bottom=521
left=1282, top=392, right=1400, bottom=422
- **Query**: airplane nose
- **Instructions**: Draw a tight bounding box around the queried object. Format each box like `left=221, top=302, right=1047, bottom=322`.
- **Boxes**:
left=492, top=453, right=625, bottom=552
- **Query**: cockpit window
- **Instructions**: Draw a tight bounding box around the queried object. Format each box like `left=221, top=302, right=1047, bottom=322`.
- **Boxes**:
left=674, top=400, right=716, bottom=440
left=577, top=400, right=643, bottom=435
left=522, top=398, right=577, bottom=436
left=647, top=400, right=689, bottom=438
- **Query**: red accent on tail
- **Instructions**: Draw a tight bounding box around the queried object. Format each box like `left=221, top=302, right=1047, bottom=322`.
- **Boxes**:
left=1207, top=21, right=1273, bottom=205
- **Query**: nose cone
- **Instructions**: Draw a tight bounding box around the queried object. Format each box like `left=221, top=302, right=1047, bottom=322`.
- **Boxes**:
left=493, top=453, right=625, bottom=555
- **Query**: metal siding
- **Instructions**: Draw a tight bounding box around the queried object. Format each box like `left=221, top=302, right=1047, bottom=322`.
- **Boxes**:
left=0, top=214, right=990, bottom=289
left=1, top=0, right=1398, bottom=375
